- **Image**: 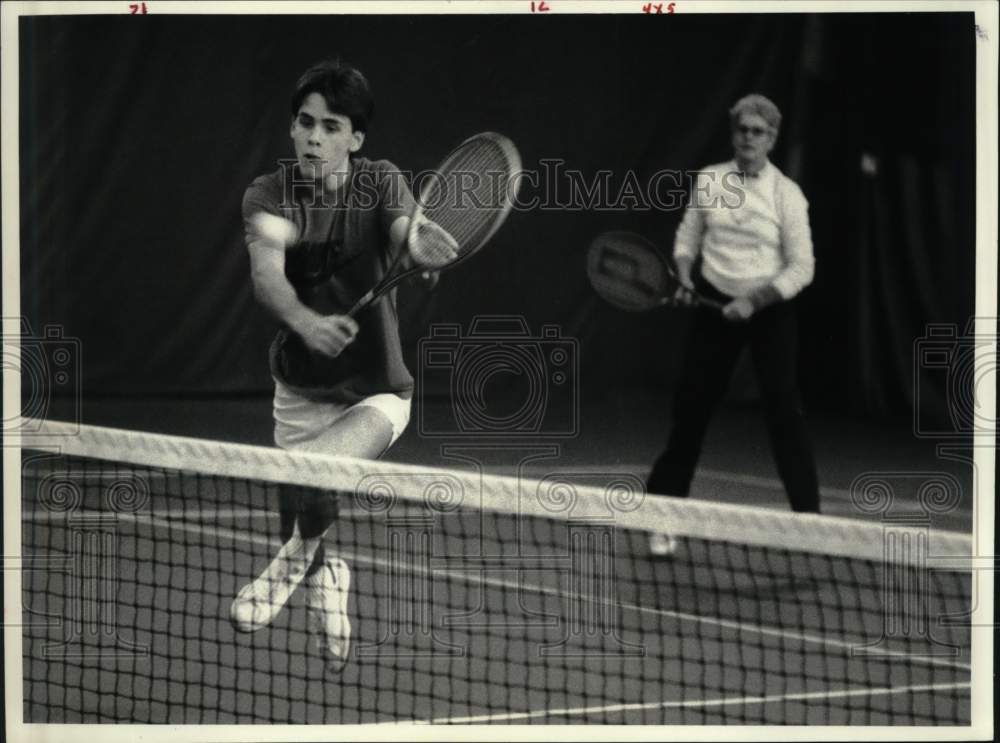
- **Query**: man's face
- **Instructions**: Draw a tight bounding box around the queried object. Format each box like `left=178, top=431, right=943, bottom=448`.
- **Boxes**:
left=731, top=112, right=776, bottom=171
left=290, top=92, right=364, bottom=183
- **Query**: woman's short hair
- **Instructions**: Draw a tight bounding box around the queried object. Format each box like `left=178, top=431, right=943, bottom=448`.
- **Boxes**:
left=729, top=94, right=782, bottom=132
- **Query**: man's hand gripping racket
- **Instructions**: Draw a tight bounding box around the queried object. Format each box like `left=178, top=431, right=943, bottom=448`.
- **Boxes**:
left=347, top=132, right=522, bottom=317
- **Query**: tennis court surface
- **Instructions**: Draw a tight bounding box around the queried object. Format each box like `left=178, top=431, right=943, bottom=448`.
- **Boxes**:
left=20, top=420, right=972, bottom=724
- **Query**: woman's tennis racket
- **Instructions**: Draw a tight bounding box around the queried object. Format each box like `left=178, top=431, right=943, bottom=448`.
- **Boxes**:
left=347, top=132, right=522, bottom=317
left=585, top=231, right=725, bottom=312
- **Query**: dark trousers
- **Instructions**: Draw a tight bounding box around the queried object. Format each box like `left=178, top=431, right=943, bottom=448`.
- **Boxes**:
left=647, top=296, right=820, bottom=513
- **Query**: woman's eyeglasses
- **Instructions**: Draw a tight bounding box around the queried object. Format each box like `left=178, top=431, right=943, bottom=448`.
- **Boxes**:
left=735, top=124, right=771, bottom=137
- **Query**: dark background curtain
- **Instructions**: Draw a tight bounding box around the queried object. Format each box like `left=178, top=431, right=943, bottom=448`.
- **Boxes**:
left=19, top=13, right=976, bottom=423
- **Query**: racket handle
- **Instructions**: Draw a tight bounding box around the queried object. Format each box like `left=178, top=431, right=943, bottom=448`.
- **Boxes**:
left=347, top=289, right=376, bottom=318
left=663, top=291, right=725, bottom=312
left=697, top=296, right=727, bottom=312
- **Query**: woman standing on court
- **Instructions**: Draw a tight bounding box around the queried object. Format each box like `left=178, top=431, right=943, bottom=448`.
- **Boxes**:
left=646, top=94, right=820, bottom=555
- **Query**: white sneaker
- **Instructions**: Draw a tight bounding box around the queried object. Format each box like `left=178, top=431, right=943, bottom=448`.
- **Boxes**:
left=230, top=538, right=315, bottom=633
left=306, top=556, right=352, bottom=673
left=648, top=532, right=678, bottom=557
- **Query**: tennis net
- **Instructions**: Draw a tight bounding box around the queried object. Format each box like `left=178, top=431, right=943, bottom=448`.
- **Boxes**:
left=18, top=418, right=973, bottom=725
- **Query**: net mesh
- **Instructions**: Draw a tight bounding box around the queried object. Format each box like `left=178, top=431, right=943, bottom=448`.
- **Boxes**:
left=18, top=419, right=973, bottom=725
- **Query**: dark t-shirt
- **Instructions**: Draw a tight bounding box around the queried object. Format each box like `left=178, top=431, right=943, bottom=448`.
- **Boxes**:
left=242, top=157, right=416, bottom=403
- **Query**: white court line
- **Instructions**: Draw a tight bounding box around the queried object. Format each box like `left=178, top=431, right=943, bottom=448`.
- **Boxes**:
left=454, top=463, right=855, bottom=500
left=699, top=467, right=851, bottom=500
left=95, top=509, right=969, bottom=675
left=530, top=464, right=973, bottom=515
left=414, top=681, right=972, bottom=725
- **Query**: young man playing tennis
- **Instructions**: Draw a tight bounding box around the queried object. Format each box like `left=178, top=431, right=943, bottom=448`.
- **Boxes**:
left=647, top=94, right=820, bottom=555
left=230, top=60, right=454, bottom=671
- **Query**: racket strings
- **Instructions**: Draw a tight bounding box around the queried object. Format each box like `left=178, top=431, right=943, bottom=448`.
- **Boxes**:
left=586, top=232, right=676, bottom=312
left=422, top=149, right=507, bottom=213
left=417, top=141, right=518, bottom=256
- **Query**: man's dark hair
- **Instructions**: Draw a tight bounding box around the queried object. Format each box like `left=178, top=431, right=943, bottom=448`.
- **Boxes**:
left=291, top=59, right=374, bottom=133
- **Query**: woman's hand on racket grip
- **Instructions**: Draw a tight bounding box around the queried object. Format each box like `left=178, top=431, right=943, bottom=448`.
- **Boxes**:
left=722, top=297, right=755, bottom=322
left=674, top=254, right=696, bottom=291
left=667, top=256, right=697, bottom=306
left=292, top=312, right=359, bottom=357
left=670, top=285, right=698, bottom=307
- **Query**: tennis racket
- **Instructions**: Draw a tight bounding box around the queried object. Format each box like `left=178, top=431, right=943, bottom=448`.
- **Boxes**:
left=347, top=132, right=522, bottom=317
left=585, top=230, right=725, bottom=312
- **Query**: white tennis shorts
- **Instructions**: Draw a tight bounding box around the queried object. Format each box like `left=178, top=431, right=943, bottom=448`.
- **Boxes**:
left=272, top=378, right=411, bottom=452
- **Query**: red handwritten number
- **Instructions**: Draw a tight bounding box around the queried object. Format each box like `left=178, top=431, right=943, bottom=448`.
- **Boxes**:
left=531, top=1, right=550, bottom=12
left=642, top=2, right=674, bottom=12
left=668, top=2, right=676, bottom=12
left=129, top=2, right=147, bottom=13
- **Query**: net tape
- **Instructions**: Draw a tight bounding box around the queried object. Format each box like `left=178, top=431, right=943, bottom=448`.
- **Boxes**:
left=19, top=418, right=973, bottom=564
